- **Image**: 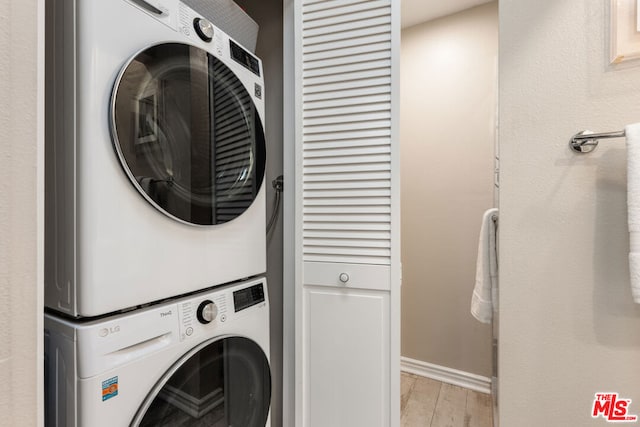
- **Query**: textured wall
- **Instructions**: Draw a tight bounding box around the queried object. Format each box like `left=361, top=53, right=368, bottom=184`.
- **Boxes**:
left=500, top=0, right=640, bottom=424
left=401, top=2, right=498, bottom=377
left=0, top=0, right=43, bottom=425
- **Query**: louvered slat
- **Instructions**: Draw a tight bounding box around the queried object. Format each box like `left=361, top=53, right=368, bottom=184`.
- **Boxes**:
left=304, top=120, right=390, bottom=135
left=304, top=145, right=390, bottom=159
left=304, top=189, right=391, bottom=199
left=304, top=222, right=391, bottom=231
left=303, top=254, right=390, bottom=265
left=304, top=111, right=391, bottom=127
left=304, top=182, right=390, bottom=193
left=304, top=154, right=391, bottom=167
left=305, top=212, right=390, bottom=222
left=304, top=171, right=391, bottom=183
left=304, top=165, right=390, bottom=177
left=304, top=197, right=391, bottom=207
left=304, top=100, right=390, bottom=117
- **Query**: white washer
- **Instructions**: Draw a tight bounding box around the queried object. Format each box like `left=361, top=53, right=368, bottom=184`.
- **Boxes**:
left=45, top=277, right=271, bottom=426
left=45, top=0, right=267, bottom=317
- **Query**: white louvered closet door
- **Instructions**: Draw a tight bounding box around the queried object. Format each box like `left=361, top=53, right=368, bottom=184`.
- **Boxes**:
left=294, top=1, right=400, bottom=426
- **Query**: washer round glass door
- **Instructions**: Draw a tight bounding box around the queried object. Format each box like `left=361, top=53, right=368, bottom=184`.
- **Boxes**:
left=111, top=43, right=266, bottom=226
left=133, top=336, right=271, bottom=426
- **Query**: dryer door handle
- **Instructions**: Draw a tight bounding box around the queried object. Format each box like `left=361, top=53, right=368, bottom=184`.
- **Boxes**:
left=130, top=0, right=165, bottom=15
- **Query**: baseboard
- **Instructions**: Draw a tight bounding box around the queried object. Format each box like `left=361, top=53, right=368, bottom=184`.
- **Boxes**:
left=401, top=356, right=492, bottom=394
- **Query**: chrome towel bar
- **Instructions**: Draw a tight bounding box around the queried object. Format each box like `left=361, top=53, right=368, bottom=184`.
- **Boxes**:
left=570, top=130, right=626, bottom=154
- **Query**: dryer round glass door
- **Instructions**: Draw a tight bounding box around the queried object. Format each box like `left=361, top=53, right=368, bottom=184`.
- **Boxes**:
left=111, top=43, right=266, bottom=226
left=133, top=336, right=271, bottom=426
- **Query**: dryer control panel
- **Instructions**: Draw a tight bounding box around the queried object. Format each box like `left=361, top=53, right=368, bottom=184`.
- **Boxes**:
left=230, top=40, right=261, bottom=76
left=178, top=3, right=225, bottom=57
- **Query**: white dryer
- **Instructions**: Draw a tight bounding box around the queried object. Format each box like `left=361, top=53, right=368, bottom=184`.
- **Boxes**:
left=45, top=0, right=267, bottom=317
left=45, top=277, right=271, bottom=426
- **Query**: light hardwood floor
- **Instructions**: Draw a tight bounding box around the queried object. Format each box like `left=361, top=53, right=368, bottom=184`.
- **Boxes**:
left=401, top=373, right=493, bottom=427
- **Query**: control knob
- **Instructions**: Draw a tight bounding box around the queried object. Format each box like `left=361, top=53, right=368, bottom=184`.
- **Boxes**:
left=196, top=300, right=218, bottom=324
left=193, top=17, right=214, bottom=42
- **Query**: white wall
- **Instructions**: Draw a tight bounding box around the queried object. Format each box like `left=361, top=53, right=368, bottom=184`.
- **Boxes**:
left=401, top=2, right=497, bottom=377
left=0, top=0, right=44, bottom=425
left=500, top=0, right=640, bottom=425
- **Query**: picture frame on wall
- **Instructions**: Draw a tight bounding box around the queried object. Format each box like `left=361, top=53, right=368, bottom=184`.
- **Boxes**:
left=135, top=90, right=158, bottom=145
left=610, top=0, right=640, bottom=64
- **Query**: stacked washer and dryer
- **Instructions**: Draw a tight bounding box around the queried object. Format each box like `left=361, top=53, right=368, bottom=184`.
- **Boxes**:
left=44, top=1, right=271, bottom=425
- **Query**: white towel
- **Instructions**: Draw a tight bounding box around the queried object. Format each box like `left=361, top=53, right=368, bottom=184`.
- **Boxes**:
left=471, top=208, right=499, bottom=323
left=626, top=123, right=640, bottom=303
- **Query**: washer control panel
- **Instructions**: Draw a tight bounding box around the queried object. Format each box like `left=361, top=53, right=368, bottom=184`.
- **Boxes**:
left=177, top=293, right=228, bottom=341
left=176, top=280, right=266, bottom=342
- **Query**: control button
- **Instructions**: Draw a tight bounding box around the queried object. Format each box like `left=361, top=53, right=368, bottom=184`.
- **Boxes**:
left=193, top=17, right=213, bottom=42
left=339, top=273, right=350, bottom=283
left=196, top=300, right=218, bottom=324
left=220, top=314, right=227, bottom=323
left=185, top=327, right=194, bottom=336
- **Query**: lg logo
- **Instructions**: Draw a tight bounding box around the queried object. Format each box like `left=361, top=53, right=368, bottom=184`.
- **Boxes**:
left=98, top=326, right=120, bottom=337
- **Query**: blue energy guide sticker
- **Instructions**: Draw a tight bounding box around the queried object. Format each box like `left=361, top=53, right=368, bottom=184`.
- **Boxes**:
left=102, top=376, right=118, bottom=401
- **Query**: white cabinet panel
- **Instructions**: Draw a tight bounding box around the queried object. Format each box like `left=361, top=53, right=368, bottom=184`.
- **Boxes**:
left=304, top=286, right=389, bottom=427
